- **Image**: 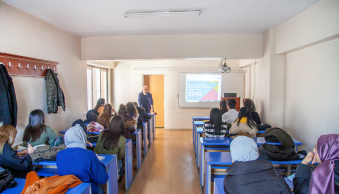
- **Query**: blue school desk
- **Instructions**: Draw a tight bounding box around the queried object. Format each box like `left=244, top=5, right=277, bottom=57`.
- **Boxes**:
left=33, top=154, right=118, bottom=194
left=143, top=121, right=149, bottom=156
left=193, top=121, right=205, bottom=153
left=204, top=152, right=302, bottom=194
left=213, top=177, right=294, bottom=194
left=195, top=127, right=204, bottom=157
left=147, top=118, right=153, bottom=146
left=192, top=116, right=209, bottom=145
left=199, top=137, right=303, bottom=186
left=148, top=113, right=156, bottom=140
left=84, top=140, right=133, bottom=191
left=125, top=139, right=133, bottom=191
left=213, top=178, right=224, bottom=194
left=2, top=179, right=91, bottom=194
left=131, top=129, right=142, bottom=169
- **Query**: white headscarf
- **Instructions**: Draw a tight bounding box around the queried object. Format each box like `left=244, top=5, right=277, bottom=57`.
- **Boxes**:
left=231, top=136, right=259, bottom=162
left=64, top=126, right=86, bottom=149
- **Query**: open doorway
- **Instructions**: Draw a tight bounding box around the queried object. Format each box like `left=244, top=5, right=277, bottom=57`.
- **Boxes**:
left=143, top=75, right=164, bottom=128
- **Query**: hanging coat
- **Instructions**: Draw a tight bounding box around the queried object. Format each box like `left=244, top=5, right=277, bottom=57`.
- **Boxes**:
left=0, top=64, right=18, bottom=127
left=45, top=69, right=65, bottom=114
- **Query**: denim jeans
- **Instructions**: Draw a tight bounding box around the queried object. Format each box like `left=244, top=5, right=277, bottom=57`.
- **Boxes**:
left=118, top=160, right=123, bottom=177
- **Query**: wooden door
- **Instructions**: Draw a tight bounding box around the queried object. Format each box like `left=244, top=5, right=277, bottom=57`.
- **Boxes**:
left=143, top=75, right=164, bottom=128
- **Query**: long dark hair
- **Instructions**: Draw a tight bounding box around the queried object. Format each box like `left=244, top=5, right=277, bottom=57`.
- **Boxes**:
left=97, top=104, right=113, bottom=128
left=219, top=100, right=228, bottom=115
left=23, top=109, right=47, bottom=142
left=209, top=108, right=222, bottom=134
left=118, top=104, right=128, bottom=115
left=101, top=115, right=125, bottom=150
left=126, top=102, right=138, bottom=117
left=93, top=98, right=105, bottom=112
left=236, top=107, right=257, bottom=129
left=243, top=99, right=256, bottom=112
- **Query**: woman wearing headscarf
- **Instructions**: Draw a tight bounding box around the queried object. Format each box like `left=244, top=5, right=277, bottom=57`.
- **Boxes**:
left=293, top=134, right=339, bottom=194
left=223, top=136, right=291, bottom=194
left=57, top=126, right=108, bottom=194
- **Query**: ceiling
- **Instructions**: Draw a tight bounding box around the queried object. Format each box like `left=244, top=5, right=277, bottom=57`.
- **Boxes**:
left=4, top=0, right=319, bottom=37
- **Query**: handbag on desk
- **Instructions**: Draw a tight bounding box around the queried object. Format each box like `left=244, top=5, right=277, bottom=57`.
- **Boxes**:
left=0, top=167, right=17, bottom=193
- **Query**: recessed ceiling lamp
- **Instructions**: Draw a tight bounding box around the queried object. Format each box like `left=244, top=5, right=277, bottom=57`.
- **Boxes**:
left=125, top=11, right=201, bottom=18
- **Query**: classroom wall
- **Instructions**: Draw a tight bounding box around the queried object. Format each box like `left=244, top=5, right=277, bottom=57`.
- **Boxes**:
left=248, top=0, right=339, bottom=151
left=114, top=59, right=241, bottom=130
left=0, top=1, right=87, bottom=144
left=275, top=0, right=339, bottom=54
left=283, top=39, right=339, bottom=151
left=81, top=34, right=263, bottom=60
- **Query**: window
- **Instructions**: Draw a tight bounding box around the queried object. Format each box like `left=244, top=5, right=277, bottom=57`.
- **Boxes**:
left=87, top=66, right=108, bottom=110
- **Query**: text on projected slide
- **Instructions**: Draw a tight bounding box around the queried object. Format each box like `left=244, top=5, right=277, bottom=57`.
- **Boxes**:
left=185, top=74, right=221, bottom=102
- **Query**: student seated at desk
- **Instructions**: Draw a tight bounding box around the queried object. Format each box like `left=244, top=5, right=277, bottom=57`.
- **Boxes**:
left=95, top=115, right=126, bottom=182
left=134, top=102, right=151, bottom=123
left=97, top=104, right=114, bottom=128
left=293, top=134, right=339, bottom=194
left=127, top=102, right=140, bottom=129
left=223, top=136, right=291, bottom=194
left=0, top=125, right=34, bottom=178
left=57, top=126, right=108, bottom=194
left=118, top=104, right=136, bottom=139
left=203, top=108, right=227, bottom=137
left=22, top=109, right=59, bottom=147
left=229, top=107, right=258, bottom=138
left=86, top=98, right=105, bottom=122
left=243, top=98, right=261, bottom=125
left=222, top=99, right=238, bottom=124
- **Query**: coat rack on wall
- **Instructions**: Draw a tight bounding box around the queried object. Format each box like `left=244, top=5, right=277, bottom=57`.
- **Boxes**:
left=0, top=52, right=58, bottom=77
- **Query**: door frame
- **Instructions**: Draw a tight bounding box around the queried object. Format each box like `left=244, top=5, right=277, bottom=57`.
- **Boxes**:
left=142, top=74, right=165, bottom=128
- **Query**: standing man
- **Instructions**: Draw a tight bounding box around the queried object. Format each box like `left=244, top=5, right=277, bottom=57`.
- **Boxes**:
left=138, top=85, right=157, bottom=115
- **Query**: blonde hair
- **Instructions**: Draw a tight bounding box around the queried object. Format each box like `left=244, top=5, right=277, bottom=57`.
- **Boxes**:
left=0, top=125, right=17, bottom=154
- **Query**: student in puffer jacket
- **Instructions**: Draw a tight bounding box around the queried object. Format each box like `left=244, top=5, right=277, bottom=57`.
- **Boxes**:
left=229, top=107, right=258, bottom=138
left=223, top=136, right=291, bottom=194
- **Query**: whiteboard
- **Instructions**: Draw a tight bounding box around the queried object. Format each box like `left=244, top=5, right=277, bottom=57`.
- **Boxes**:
left=178, top=72, right=244, bottom=108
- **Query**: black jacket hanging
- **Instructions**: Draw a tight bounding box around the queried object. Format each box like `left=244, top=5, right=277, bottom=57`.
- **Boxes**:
left=45, top=69, right=65, bottom=114
left=0, top=64, right=18, bottom=127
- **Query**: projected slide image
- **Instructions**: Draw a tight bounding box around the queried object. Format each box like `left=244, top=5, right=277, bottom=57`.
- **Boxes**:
left=186, top=74, right=222, bottom=102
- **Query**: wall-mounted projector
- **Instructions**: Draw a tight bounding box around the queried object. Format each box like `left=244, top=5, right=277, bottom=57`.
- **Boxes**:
left=218, top=58, right=231, bottom=73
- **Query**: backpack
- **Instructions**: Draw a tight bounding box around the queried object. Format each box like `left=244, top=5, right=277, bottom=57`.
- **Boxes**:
left=50, top=136, right=64, bottom=147
left=85, top=110, right=99, bottom=123
left=0, top=167, right=17, bottom=193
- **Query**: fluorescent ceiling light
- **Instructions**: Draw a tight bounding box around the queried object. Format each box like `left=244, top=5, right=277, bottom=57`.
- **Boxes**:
left=125, top=11, right=201, bottom=18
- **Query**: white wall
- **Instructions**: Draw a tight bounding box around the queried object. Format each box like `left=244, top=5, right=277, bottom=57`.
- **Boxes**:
left=275, top=0, right=339, bottom=54
left=284, top=39, right=339, bottom=150
left=249, top=0, right=339, bottom=151
left=81, top=34, right=263, bottom=60
left=0, top=1, right=87, bottom=143
left=114, top=59, right=240, bottom=130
